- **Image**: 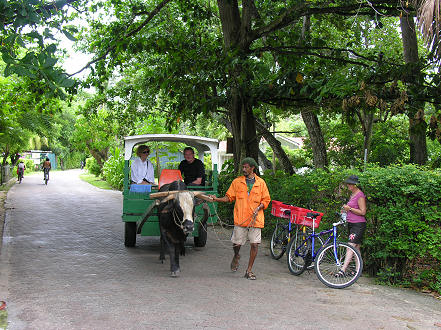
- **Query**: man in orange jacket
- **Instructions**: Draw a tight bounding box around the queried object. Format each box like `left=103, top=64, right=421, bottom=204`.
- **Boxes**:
left=210, top=157, right=271, bottom=280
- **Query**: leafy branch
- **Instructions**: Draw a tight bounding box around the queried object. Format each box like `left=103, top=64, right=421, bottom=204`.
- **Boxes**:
left=69, top=0, right=172, bottom=77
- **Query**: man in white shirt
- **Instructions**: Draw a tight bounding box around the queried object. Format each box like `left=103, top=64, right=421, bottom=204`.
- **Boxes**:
left=17, top=161, right=26, bottom=180
left=131, top=145, right=155, bottom=184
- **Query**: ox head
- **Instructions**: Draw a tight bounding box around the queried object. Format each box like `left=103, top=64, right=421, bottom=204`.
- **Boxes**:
left=150, top=190, right=212, bottom=234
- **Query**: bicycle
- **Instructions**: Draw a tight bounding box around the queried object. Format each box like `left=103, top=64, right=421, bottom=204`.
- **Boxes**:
left=270, top=202, right=324, bottom=268
left=17, top=168, right=24, bottom=184
left=43, top=168, right=50, bottom=185
left=286, top=212, right=363, bottom=289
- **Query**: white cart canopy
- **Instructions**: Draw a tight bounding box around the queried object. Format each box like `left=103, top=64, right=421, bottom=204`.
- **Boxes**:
left=124, top=134, right=219, bottom=167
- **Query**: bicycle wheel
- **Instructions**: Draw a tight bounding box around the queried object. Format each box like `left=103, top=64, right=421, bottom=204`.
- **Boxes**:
left=314, top=242, right=363, bottom=289
left=286, top=230, right=310, bottom=275
left=270, top=223, right=288, bottom=260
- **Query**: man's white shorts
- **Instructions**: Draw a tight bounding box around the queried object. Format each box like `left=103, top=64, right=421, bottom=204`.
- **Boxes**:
left=231, top=226, right=261, bottom=245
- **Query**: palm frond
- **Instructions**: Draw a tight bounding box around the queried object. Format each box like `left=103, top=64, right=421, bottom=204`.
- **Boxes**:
left=414, top=0, right=441, bottom=60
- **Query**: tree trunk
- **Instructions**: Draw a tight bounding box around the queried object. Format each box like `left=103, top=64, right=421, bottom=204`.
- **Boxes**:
left=218, top=0, right=260, bottom=173
left=362, top=111, right=374, bottom=164
left=221, top=115, right=272, bottom=171
left=255, top=120, right=294, bottom=175
left=299, top=16, right=327, bottom=170
left=1, top=146, right=9, bottom=167
left=400, top=15, right=427, bottom=165
left=355, top=108, right=375, bottom=164
left=9, top=152, right=20, bottom=167
left=301, top=109, right=328, bottom=169
left=86, top=141, right=109, bottom=166
left=258, top=149, right=273, bottom=171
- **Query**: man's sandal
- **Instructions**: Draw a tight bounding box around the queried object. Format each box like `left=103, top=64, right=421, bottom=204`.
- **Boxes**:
left=244, top=271, right=256, bottom=280
left=230, top=255, right=240, bottom=272
left=334, top=270, right=346, bottom=278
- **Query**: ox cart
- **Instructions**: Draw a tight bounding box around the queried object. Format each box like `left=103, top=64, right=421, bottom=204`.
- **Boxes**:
left=122, top=134, right=219, bottom=247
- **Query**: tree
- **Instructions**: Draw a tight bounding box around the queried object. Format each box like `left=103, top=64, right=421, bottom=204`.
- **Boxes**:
left=77, top=0, right=438, bottom=173
left=0, top=0, right=78, bottom=95
left=0, top=74, right=60, bottom=166
left=400, top=13, right=428, bottom=164
left=413, top=0, right=441, bottom=61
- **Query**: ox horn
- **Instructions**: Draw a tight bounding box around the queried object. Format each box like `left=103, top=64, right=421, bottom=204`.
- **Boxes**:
left=149, top=191, right=181, bottom=198
left=193, top=191, right=215, bottom=202
left=160, top=194, right=176, bottom=204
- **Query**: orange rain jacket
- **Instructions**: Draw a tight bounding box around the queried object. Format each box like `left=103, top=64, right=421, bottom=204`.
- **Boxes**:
left=225, top=174, right=271, bottom=228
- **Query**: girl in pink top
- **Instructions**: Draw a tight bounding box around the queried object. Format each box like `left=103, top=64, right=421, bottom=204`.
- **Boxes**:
left=336, top=175, right=367, bottom=277
left=345, top=190, right=366, bottom=223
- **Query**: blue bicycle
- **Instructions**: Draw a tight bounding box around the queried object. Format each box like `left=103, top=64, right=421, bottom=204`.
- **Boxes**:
left=286, top=212, right=363, bottom=289
left=270, top=217, right=324, bottom=263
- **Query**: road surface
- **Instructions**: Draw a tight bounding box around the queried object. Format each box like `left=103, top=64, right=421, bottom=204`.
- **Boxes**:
left=0, top=170, right=440, bottom=329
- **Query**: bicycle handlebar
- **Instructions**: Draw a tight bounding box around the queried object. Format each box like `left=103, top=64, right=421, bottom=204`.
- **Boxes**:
left=332, top=212, right=347, bottom=226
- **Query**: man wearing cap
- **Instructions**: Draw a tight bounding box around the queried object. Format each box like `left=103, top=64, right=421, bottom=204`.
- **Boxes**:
left=210, top=157, right=271, bottom=280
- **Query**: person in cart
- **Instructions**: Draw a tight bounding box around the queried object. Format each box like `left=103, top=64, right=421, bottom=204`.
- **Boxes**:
left=131, top=145, right=155, bottom=185
left=178, top=147, right=205, bottom=186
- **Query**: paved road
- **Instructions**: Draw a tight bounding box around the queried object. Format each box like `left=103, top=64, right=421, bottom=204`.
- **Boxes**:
left=1, top=170, right=441, bottom=329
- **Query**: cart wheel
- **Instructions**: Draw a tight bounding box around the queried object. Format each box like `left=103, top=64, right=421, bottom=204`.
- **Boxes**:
left=124, top=222, right=136, bottom=247
left=194, top=221, right=207, bottom=247
left=194, top=204, right=209, bottom=247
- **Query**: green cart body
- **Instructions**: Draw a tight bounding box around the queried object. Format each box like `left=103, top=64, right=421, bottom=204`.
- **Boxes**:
left=122, top=134, right=219, bottom=247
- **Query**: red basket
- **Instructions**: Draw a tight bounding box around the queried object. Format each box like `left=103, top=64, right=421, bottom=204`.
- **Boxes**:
left=271, top=200, right=295, bottom=219
left=290, top=207, right=323, bottom=228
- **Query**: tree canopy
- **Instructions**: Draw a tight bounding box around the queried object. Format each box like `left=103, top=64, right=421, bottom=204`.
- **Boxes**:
left=2, top=0, right=441, bottom=173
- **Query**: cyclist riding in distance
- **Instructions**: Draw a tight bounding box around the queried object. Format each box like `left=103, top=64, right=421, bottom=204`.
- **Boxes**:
left=17, top=161, right=26, bottom=181
left=42, top=157, right=51, bottom=181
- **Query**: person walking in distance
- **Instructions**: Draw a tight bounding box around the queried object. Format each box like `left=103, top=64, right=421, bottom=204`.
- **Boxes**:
left=209, top=158, right=271, bottom=280
left=17, top=161, right=26, bottom=181
left=42, top=157, right=51, bottom=182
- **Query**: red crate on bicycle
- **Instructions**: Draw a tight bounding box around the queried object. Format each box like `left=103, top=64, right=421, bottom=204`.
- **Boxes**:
left=271, top=200, right=294, bottom=219
left=290, top=207, right=323, bottom=228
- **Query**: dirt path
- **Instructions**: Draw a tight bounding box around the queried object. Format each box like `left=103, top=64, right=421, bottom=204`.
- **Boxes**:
left=0, top=170, right=440, bottom=329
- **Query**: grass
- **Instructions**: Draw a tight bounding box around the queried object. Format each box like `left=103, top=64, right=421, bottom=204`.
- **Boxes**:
left=0, top=177, right=16, bottom=192
left=0, top=308, right=6, bottom=330
left=79, top=173, right=114, bottom=190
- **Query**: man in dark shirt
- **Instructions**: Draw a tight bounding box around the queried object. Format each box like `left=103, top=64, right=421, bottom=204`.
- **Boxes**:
left=178, top=147, right=205, bottom=186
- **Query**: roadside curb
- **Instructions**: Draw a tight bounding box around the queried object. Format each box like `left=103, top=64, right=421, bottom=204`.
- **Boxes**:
left=0, top=178, right=16, bottom=253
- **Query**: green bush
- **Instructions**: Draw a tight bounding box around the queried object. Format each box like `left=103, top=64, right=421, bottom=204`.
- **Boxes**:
left=24, top=159, right=35, bottom=171
left=102, top=151, right=124, bottom=190
left=216, top=164, right=441, bottom=293
left=85, top=157, right=101, bottom=176
left=14, top=159, right=36, bottom=174
left=361, top=165, right=441, bottom=292
left=62, top=152, right=86, bottom=169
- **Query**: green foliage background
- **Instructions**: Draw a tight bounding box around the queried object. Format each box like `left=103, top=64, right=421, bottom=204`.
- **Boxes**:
left=217, top=165, right=441, bottom=293
left=101, top=149, right=125, bottom=190
left=85, top=157, right=101, bottom=176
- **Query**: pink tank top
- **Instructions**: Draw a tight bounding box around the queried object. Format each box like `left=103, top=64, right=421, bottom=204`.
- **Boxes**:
left=347, top=190, right=366, bottom=223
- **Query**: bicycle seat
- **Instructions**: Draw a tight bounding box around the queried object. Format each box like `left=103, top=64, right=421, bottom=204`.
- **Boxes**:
left=306, top=212, right=321, bottom=218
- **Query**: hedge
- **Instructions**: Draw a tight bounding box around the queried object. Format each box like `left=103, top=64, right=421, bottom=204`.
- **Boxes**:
left=217, top=164, right=441, bottom=293
left=102, top=154, right=124, bottom=190
left=85, top=157, right=101, bottom=176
